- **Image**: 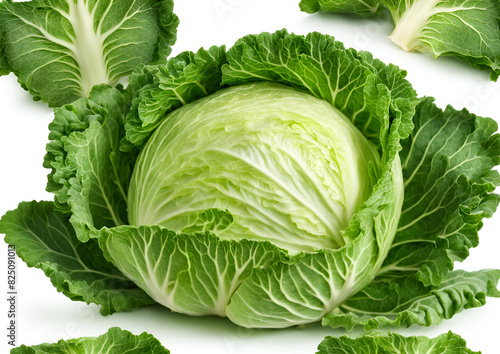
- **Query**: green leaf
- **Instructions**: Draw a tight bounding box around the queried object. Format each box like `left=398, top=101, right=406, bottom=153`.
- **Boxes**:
left=0, top=24, right=11, bottom=76
left=322, top=97, right=500, bottom=332
left=0, top=201, right=154, bottom=315
left=151, top=0, right=178, bottom=62
left=300, top=0, right=383, bottom=17
left=180, top=208, right=235, bottom=234
left=322, top=269, right=500, bottom=331
left=301, top=0, right=500, bottom=80
left=385, top=0, right=500, bottom=80
left=222, top=30, right=417, bottom=145
left=99, top=225, right=286, bottom=316
left=227, top=154, right=404, bottom=328
left=11, top=327, right=169, bottom=354
left=44, top=85, right=137, bottom=241
left=317, top=331, right=479, bottom=354
left=124, top=45, right=227, bottom=150
left=0, top=0, right=178, bottom=107
left=379, top=97, right=500, bottom=286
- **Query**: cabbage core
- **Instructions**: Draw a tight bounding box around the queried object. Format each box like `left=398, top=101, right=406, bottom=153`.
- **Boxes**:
left=128, top=82, right=381, bottom=254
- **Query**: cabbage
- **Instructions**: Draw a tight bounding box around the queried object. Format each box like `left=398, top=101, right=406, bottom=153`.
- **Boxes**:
left=129, top=82, right=384, bottom=253
left=1, top=30, right=499, bottom=329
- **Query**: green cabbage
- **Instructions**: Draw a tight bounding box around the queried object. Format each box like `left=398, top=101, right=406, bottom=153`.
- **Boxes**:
left=129, top=82, right=384, bottom=253
left=1, top=30, right=499, bottom=329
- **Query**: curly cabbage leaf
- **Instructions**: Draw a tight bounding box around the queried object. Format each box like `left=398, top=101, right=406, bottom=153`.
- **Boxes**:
left=300, top=0, right=500, bottom=80
left=0, top=201, right=154, bottom=315
left=317, top=331, right=480, bottom=354
left=0, top=0, right=178, bottom=106
left=319, top=96, right=500, bottom=330
left=11, top=327, right=169, bottom=354
left=300, top=0, right=383, bottom=17
left=1, top=30, right=499, bottom=330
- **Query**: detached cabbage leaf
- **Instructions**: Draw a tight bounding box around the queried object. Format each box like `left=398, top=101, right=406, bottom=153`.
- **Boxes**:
left=300, top=0, right=383, bottom=17
left=0, top=0, right=178, bottom=106
left=301, top=0, right=500, bottom=80
left=317, top=331, right=479, bottom=354
left=1, top=30, right=499, bottom=330
left=11, top=327, right=169, bottom=354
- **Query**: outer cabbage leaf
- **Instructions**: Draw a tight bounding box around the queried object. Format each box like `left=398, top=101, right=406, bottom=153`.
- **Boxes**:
left=321, top=98, right=500, bottom=331
left=123, top=46, right=227, bottom=150
left=300, top=0, right=500, bottom=80
left=221, top=31, right=418, bottom=145
left=0, top=0, right=178, bottom=107
left=0, top=201, right=154, bottom=315
left=44, top=84, right=137, bottom=241
left=11, top=327, right=169, bottom=354
left=99, top=225, right=287, bottom=317
left=300, top=0, right=383, bottom=17
left=379, top=97, right=500, bottom=286
left=317, top=331, right=479, bottom=354
left=322, top=270, right=500, bottom=330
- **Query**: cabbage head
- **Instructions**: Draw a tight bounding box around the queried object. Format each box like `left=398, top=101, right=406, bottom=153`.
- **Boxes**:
left=1, top=30, right=499, bottom=329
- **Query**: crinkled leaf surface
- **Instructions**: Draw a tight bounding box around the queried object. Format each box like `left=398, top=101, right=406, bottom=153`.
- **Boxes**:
left=45, top=85, right=137, bottom=241
left=99, top=225, right=286, bottom=317
left=386, top=0, right=500, bottom=80
left=321, top=97, right=500, bottom=331
left=322, top=269, right=500, bottom=330
left=301, top=0, right=500, bottom=80
left=380, top=97, right=500, bottom=286
left=300, top=0, right=383, bottom=16
left=124, top=45, right=227, bottom=150
left=317, top=331, right=479, bottom=354
left=0, top=0, right=178, bottom=106
left=11, top=327, right=169, bottom=354
left=0, top=201, right=154, bottom=315
left=180, top=208, right=235, bottom=234
left=223, top=31, right=394, bottom=143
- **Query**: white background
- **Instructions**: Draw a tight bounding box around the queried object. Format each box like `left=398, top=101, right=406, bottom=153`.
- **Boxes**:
left=1, top=1, right=499, bottom=353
